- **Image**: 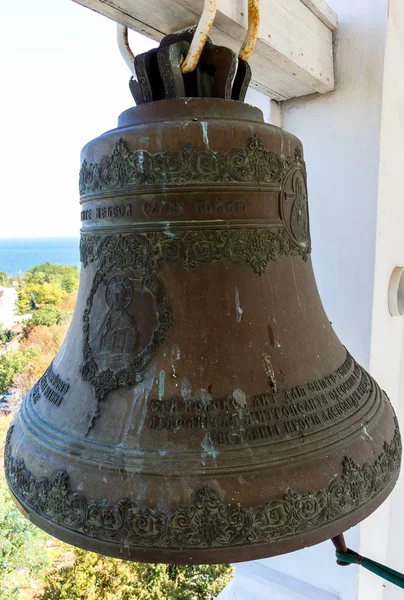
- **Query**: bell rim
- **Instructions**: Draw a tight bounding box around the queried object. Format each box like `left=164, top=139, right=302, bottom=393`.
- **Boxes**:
left=7, top=473, right=399, bottom=565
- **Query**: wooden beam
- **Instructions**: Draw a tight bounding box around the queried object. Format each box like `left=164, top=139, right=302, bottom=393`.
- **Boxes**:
left=72, top=0, right=336, bottom=100
left=300, top=0, right=338, bottom=31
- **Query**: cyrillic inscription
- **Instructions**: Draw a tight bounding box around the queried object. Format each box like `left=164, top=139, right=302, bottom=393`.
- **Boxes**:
left=81, top=205, right=132, bottom=221
left=142, top=201, right=185, bottom=217
left=82, top=200, right=249, bottom=222
left=95, top=205, right=132, bottom=219
left=196, top=200, right=248, bottom=214
left=81, top=209, right=92, bottom=221
left=32, top=362, right=69, bottom=407
left=147, top=353, right=372, bottom=445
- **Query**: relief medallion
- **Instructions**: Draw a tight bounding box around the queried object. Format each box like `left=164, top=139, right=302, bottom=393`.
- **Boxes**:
left=281, top=148, right=310, bottom=249
left=81, top=234, right=172, bottom=425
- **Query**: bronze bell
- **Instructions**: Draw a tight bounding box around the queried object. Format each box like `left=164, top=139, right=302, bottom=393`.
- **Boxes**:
left=4, top=32, right=401, bottom=565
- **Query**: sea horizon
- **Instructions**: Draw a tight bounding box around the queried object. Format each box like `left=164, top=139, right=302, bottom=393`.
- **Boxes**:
left=0, top=237, right=81, bottom=276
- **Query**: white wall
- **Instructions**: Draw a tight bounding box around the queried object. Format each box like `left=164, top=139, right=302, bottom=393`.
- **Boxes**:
left=369, top=1, right=404, bottom=599
left=245, top=88, right=272, bottom=123
left=219, top=528, right=359, bottom=600
left=0, top=288, right=17, bottom=329
left=282, top=0, right=387, bottom=369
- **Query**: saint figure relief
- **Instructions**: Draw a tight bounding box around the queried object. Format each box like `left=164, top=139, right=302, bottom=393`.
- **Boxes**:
left=290, top=172, right=309, bottom=245
left=92, top=275, right=139, bottom=369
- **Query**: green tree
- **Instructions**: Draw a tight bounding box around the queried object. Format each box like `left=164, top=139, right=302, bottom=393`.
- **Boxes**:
left=0, top=417, right=52, bottom=600
left=165, top=564, right=233, bottom=599
left=0, top=476, right=51, bottom=600
left=27, top=264, right=80, bottom=293
left=29, top=305, right=70, bottom=328
left=18, top=283, right=67, bottom=314
left=0, top=348, right=40, bottom=394
left=17, top=264, right=80, bottom=314
left=0, top=323, right=14, bottom=346
left=0, top=272, right=12, bottom=287
left=40, top=550, right=232, bottom=600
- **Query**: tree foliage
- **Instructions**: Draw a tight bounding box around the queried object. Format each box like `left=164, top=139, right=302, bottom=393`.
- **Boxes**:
left=16, top=323, right=70, bottom=397
left=60, top=291, right=78, bottom=312
left=29, top=305, right=69, bottom=328
left=0, top=348, right=40, bottom=395
left=40, top=550, right=232, bottom=600
left=26, top=264, right=80, bottom=294
left=0, top=475, right=51, bottom=600
left=0, top=272, right=13, bottom=287
left=17, top=264, right=79, bottom=315
left=0, top=417, right=52, bottom=600
left=20, top=323, right=69, bottom=356
left=0, top=323, right=15, bottom=346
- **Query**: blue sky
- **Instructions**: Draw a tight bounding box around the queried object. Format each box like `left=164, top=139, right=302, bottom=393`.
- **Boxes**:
left=0, top=0, right=156, bottom=238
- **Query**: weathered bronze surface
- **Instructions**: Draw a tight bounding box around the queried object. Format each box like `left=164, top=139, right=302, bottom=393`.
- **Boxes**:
left=5, top=93, right=401, bottom=563
left=129, top=29, right=251, bottom=104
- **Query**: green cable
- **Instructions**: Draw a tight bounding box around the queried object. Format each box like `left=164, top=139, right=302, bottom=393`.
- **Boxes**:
left=336, top=549, right=404, bottom=589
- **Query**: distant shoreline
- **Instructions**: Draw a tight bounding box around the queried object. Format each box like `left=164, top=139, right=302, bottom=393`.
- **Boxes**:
left=0, top=238, right=81, bottom=276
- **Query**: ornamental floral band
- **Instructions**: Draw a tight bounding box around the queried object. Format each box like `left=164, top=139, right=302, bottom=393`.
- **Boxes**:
left=5, top=423, right=401, bottom=550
